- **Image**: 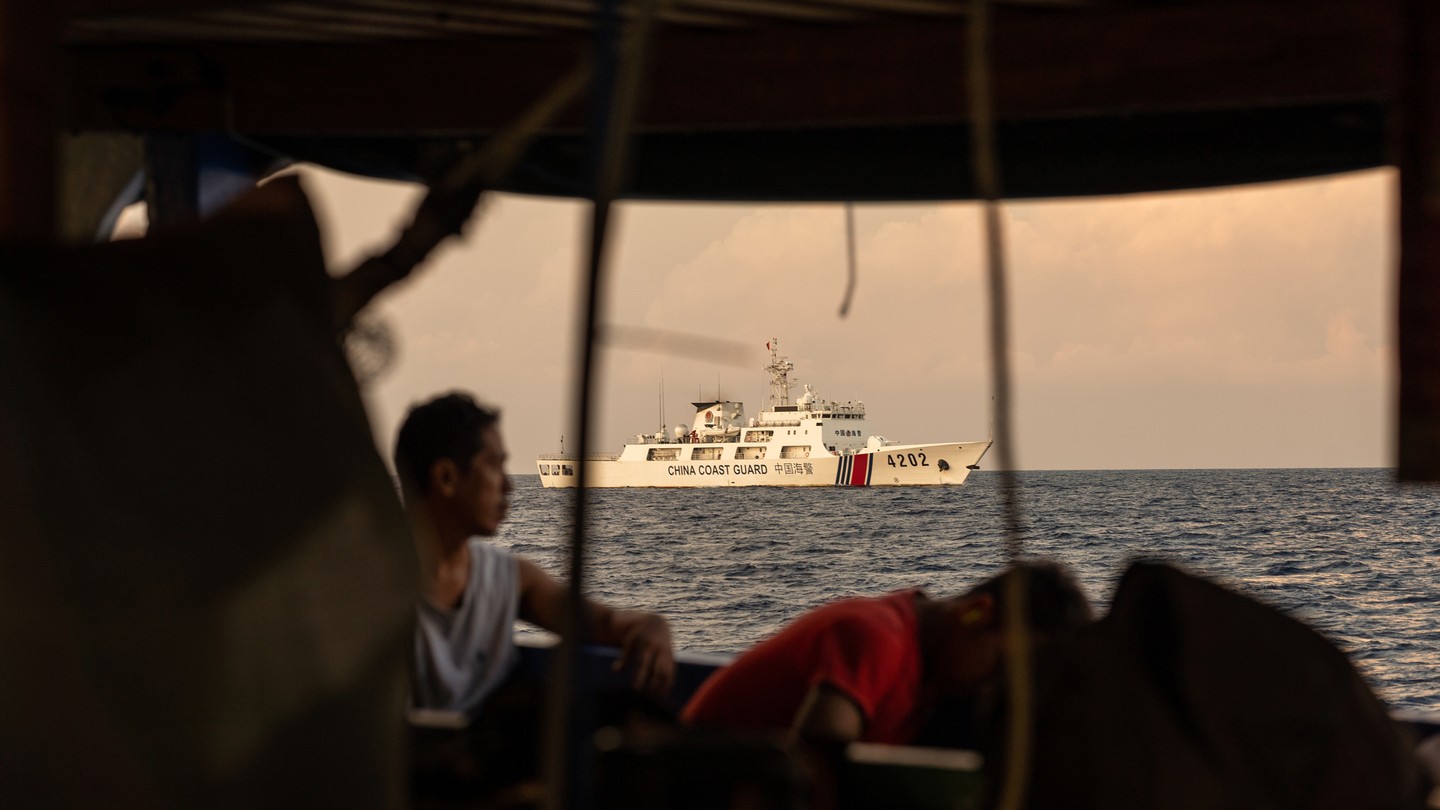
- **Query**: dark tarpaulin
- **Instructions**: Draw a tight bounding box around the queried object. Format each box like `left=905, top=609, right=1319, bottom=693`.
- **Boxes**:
left=0, top=177, right=416, bottom=807
left=1006, top=562, right=1430, bottom=809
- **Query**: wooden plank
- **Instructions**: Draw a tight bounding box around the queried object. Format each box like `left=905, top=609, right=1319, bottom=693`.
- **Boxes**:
left=786, top=0, right=964, bottom=14
left=362, top=0, right=749, bottom=29
left=70, top=14, right=354, bottom=42
left=57, top=0, right=862, bottom=19
left=346, top=0, right=592, bottom=32
left=676, top=0, right=866, bottom=23
left=66, top=0, right=746, bottom=42
left=1397, top=0, right=1440, bottom=480
left=58, top=0, right=1101, bottom=16
left=220, top=5, right=529, bottom=38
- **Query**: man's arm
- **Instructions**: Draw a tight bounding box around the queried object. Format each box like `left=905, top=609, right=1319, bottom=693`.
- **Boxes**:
left=792, top=684, right=865, bottom=743
left=515, top=556, right=675, bottom=695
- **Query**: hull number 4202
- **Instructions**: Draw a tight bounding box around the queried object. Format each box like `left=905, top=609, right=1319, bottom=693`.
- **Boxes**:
left=887, top=451, right=929, bottom=468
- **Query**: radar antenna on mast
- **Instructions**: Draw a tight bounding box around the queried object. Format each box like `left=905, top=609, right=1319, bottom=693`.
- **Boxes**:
left=764, top=338, right=795, bottom=407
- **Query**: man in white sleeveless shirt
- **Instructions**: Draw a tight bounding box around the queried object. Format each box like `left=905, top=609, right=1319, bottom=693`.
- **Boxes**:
left=395, top=392, right=675, bottom=715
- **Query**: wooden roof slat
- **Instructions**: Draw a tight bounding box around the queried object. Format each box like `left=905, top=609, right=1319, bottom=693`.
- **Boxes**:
left=262, top=2, right=545, bottom=37
left=200, top=7, right=448, bottom=39
left=674, top=0, right=868, bottom=24
left=59, top=0, right=903, bottom=34
left=367, top=0, right=751, bottom=29
left=69, top=13, right=354, bottom=42
left=59, top=0, right=1109, bottom=15
left=60, top=0, right=1187, bottom=44
left=537, top=0, right=751, bottom=27
left=782, top=0, right=966, bottom=15
left=557, top=0, right=758, bottom=28
left=347, top=0, right=593, bottom=31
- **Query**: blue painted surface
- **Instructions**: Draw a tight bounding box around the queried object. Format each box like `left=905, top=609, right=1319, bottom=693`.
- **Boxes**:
left=516, top=638, right=726, bottom=713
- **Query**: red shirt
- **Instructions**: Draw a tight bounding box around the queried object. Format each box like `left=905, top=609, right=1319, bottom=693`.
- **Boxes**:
left=682, top=589, right=926, bottom=744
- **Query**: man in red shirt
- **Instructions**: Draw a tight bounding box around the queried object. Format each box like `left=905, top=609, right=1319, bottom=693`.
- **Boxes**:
left=682, top=561, right=1091, bottom=745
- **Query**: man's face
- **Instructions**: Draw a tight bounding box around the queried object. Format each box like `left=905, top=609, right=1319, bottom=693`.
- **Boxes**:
left=457, top=425, right=512, bottom=536
left=931, top=596, right=1004, bottom=698
left=933, top=629, right=1003, bottom=698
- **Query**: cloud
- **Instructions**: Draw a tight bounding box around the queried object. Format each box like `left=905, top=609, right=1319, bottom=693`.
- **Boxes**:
left=300, top=164, right=1394, bottom=471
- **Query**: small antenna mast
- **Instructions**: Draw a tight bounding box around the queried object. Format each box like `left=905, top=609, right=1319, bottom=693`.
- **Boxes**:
left=764, top=338, right=795, bottom=407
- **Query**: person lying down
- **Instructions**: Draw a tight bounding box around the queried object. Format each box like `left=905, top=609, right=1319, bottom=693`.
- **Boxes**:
left=681, top=560, right=1092, bottom=746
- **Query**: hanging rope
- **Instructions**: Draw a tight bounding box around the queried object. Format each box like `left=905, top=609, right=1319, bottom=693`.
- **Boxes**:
left=966, top=1, right=1034, bottom=808
left=542, top=0, right=665, bottom=807
left=840, top=200, right=858, bottom=317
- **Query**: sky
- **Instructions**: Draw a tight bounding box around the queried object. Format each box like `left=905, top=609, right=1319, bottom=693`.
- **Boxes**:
left=292, top=165, right=1395, bottom=472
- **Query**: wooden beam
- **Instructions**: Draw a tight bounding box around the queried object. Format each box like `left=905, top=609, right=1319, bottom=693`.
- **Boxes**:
left=62, top=0, right=1400, bottom=135
left=357, top=0, right=748, bottom=30
left=1397, top=0, right=1440, bottom=480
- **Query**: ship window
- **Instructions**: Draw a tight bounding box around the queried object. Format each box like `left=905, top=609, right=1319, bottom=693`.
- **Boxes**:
left=744, top=430, right=773, bottom=442
left=562, top=465, right=574, bottom=475
left=690, top=446, right=722, bottom=460
left=735, top=446, right=768, bottom=460
left=541, top=464, right=550, bottom=475
left=647, top=447, right=681, bottom=461
left=780, top=446, right=811, bottom=459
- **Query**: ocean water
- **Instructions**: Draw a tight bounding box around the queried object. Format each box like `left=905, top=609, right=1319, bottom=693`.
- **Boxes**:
left=497, top=468, right=1440, bottom=713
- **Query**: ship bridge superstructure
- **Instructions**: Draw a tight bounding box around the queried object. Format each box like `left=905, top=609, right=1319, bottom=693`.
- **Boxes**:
left=753, top=341, right=876, bottom=455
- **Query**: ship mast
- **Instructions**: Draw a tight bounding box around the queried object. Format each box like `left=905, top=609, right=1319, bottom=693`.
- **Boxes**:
left=764, top=338, right=795, bottom=407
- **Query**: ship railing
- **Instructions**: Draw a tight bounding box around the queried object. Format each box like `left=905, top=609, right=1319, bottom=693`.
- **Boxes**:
left=536, top=452, right=621, bottom=461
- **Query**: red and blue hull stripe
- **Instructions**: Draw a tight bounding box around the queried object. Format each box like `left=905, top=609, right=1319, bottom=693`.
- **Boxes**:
left=835, top=454, right=873, bottom=487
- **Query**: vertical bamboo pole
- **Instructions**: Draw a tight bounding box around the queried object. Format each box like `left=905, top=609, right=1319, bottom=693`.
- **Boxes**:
left=1398, top=0, right=1440, bottom=481
left=0, top=1, right=57, bottom=240
left=144, top=135, right=201, bottom=229
left=544, top=1, right=660, bottom=806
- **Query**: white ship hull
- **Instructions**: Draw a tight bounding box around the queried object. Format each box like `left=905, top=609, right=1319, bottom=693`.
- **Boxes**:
left=536, top=340, right=991, bottom=489
left=537, top=441, right=991, bottom=488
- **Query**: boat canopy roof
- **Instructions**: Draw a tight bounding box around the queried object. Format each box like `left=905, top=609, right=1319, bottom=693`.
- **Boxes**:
left=57, top=0, right=1397, bottom=201
left=18, top=0, right=1440, bottom=477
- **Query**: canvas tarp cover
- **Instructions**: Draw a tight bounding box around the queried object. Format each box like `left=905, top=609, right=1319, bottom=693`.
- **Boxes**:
left=0, top=178, right=416, bottom=807
left=1012, top=561, right=1430, bottom=809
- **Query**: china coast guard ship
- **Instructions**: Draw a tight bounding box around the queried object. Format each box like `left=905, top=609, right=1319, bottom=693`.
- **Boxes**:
left=537, top=340, right=991, bottom=488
